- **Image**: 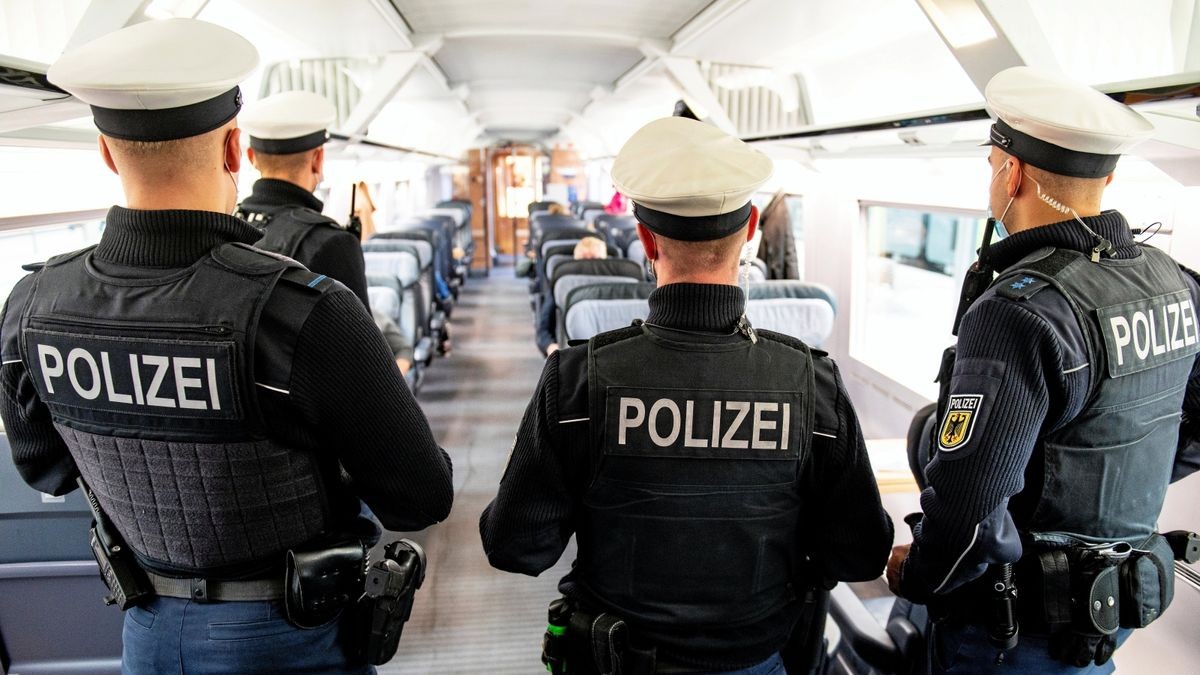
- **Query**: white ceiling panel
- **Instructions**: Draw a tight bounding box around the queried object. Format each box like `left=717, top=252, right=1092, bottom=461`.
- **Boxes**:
left=391, top=0, right=709, bottom=39
left=223, top=0, right=411, bottom=58
left=434, top=37, right=643, bottom=87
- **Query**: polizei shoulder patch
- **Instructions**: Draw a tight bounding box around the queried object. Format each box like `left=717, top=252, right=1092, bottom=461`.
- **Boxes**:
left=938, top=394, right=983, bottom=452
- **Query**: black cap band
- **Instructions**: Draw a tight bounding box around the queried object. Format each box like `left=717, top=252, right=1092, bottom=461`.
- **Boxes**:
left=249, top=129, right=329, bottom=154
left=987, top=118, right=1120, bottom=178
left=633, top=201, right=753, bottom=242
left=92, top=87, right=243, bottom=142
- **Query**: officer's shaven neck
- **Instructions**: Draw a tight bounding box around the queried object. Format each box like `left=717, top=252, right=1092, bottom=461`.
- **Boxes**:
left=638, top=215, right=758, bottom=286
left=992, top=155, right=1110, bottom=237
left=248, top=146, right=324, bottom=193
left=99, top=122, right=242, bottom=214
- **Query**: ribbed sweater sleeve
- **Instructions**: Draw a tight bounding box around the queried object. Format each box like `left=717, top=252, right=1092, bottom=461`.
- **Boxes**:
left=808, top=360, right=894, bottom=584
left=283, top=289, right=453, bottom=530
left=479, top=351, right=578, bottom=574
left=0, top=280, right=79, bottom=496
left=1175, top=267, right=1200, bottom=482
left=901, top=297, right=1065, bottom=599
left=306, top=230, right=370, bottom=309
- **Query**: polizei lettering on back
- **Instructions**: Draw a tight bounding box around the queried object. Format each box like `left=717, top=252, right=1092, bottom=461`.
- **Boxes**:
left=605, top=386, right=801, bottom=460
left=25, top=329, right=239, bottom=420
left=1098, top=290, right=1200, bottom=378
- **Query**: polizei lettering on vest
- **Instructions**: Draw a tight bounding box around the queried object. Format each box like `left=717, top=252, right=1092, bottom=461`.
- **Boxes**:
left=1099, top=291, right=1200, bottom=378
left=608, top=387, right=801, bottom=459
left=25, top=328, right=238, bottom=420
left=39, top=345, right=221, bottom=410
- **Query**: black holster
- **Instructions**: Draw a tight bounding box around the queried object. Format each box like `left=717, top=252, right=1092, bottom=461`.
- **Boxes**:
left=1021, top=534, right=1183, bottom=667
left=542, top=597, right=647, bottom=675
left=351, top=538, right=427, bottom=665
left=284, top=540, right=367, bottom=629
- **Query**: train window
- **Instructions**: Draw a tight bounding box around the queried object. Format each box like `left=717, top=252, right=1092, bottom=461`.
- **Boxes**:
left=853, top=204, right=985, bottom=399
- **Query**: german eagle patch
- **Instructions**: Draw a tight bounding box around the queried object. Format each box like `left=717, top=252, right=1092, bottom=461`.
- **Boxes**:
left=938, top=394, right=982, bottom=452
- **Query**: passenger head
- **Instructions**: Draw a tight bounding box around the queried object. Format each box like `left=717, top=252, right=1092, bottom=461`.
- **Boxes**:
left=547, top=203, right=567, bottom=216
left=982, top=66, right=1152, bottom=236
left=611, top=117, right=770, bottom=286
left=241, top=91, right=336, bottom=193
left=47, top=18, right=259, bottom=214
left=573, top=237, right=608, bottom=260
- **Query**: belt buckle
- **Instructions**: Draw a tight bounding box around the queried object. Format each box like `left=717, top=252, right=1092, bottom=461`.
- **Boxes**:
left=191, top=578, right=210, bottom=603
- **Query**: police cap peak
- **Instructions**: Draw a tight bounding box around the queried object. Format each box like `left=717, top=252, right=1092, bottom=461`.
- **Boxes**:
left=241, top=91, right=337, bottom=155
left=984, top=66, right=1153, bottom=178
left=612, top=117, right=773, bottom=242
left=47, top=18, right=259, bottom=142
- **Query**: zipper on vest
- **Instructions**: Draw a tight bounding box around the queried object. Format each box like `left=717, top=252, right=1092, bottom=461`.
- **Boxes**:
left=31, top=314, right=232, bottom=336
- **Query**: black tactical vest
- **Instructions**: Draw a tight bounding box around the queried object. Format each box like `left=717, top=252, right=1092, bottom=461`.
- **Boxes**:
left=236, top=203, right=341, bottom=262
left=578, top=321, right=813, bottom=628
left=12, top=243, right=334, bottom=575
left=999, top=246, right=1200, bottom=545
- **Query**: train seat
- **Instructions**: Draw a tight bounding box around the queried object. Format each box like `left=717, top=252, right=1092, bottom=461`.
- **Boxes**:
left=744, top=282, right=836, bottom=347
left=550, top=259, right=646, bottom=308
left=0, top=433, right=123, bottom=674
left=561, top=282, right=657, bottom=343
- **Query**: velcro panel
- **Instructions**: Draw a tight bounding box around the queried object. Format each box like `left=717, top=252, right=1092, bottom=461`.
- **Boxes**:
left=1097, top=289, right=1200, bottom=377
left=604, top=386, right=802, bottom=461
left=25, top=329, right=240, bottom=421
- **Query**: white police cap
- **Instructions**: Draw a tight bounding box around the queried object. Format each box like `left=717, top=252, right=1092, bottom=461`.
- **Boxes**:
left=984, top=66, right=1154, bottom=178
left=47, top=18, right=258, bottom=142
left=612, top=117, right=773, bottom=242
left=241, top=91, right=337, bottom=154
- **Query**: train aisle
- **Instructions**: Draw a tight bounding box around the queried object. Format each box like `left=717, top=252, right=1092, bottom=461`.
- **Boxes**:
left=383, top=270, right=572, bottom=674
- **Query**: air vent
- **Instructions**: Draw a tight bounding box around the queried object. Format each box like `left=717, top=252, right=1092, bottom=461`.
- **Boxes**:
left=260, top=58, right=378, bottom=129
left=703, top=62, right=812, bottom=138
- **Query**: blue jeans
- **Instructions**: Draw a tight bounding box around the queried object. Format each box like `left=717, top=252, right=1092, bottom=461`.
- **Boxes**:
left=122, top=596, right=372, bottom=674
left=929, top=619, right=1131, bottom=674
left=694, top=652, right=785, bottom=675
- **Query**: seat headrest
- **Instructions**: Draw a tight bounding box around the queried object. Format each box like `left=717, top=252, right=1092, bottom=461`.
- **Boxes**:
left=748, top=280, right=838, bottom=314
left=745, top=298, right=835, bottom=347
left=551, top=258, right=645, bottom=287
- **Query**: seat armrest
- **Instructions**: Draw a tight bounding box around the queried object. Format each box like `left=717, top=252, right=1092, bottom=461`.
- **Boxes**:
left=829, top=584, right=903, bottom=672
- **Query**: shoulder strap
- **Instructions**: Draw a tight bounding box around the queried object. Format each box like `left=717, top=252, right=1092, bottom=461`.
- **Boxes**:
left=993, top=248, right=1082, bottom=301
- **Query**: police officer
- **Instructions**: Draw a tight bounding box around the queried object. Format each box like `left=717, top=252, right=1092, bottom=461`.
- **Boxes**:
left=481, top=117, right=893, bottom=674
left=886, top=67, right=1200, bottom=673
left=0, top=19, right=452, bottom=672
left=236, top=90, right=371, bottom=306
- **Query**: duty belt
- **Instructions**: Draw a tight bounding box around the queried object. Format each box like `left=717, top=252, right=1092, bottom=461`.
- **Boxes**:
left=146, top=571, right=285, bottom=602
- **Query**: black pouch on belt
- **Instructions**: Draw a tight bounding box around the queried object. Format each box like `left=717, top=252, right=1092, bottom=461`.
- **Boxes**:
left=284, top=540, right=367, bottom=629
left=1119, top=533, right=1175, bottom=628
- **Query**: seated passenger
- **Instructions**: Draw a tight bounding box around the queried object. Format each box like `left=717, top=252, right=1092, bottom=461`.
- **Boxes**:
left=372, top=310, right=414, bottom=376
left=537, top=236, right=607, bottom=356
left=546, top=202, right=568, bottom=216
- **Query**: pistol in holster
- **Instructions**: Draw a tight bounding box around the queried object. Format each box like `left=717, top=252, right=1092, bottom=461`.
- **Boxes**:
left=352, top=538, right=427, bottom=665
left=78, top=478, right=152, bottom=610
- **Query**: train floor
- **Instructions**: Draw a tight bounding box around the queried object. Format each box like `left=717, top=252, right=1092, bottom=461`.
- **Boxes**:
left=382, top=268, right=570, bottom=674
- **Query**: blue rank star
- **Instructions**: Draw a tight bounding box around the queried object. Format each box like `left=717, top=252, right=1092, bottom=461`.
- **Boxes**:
left=1010, top=281, right=1027, bottom=290
left=1021, top=277, right=1037, bottom=284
